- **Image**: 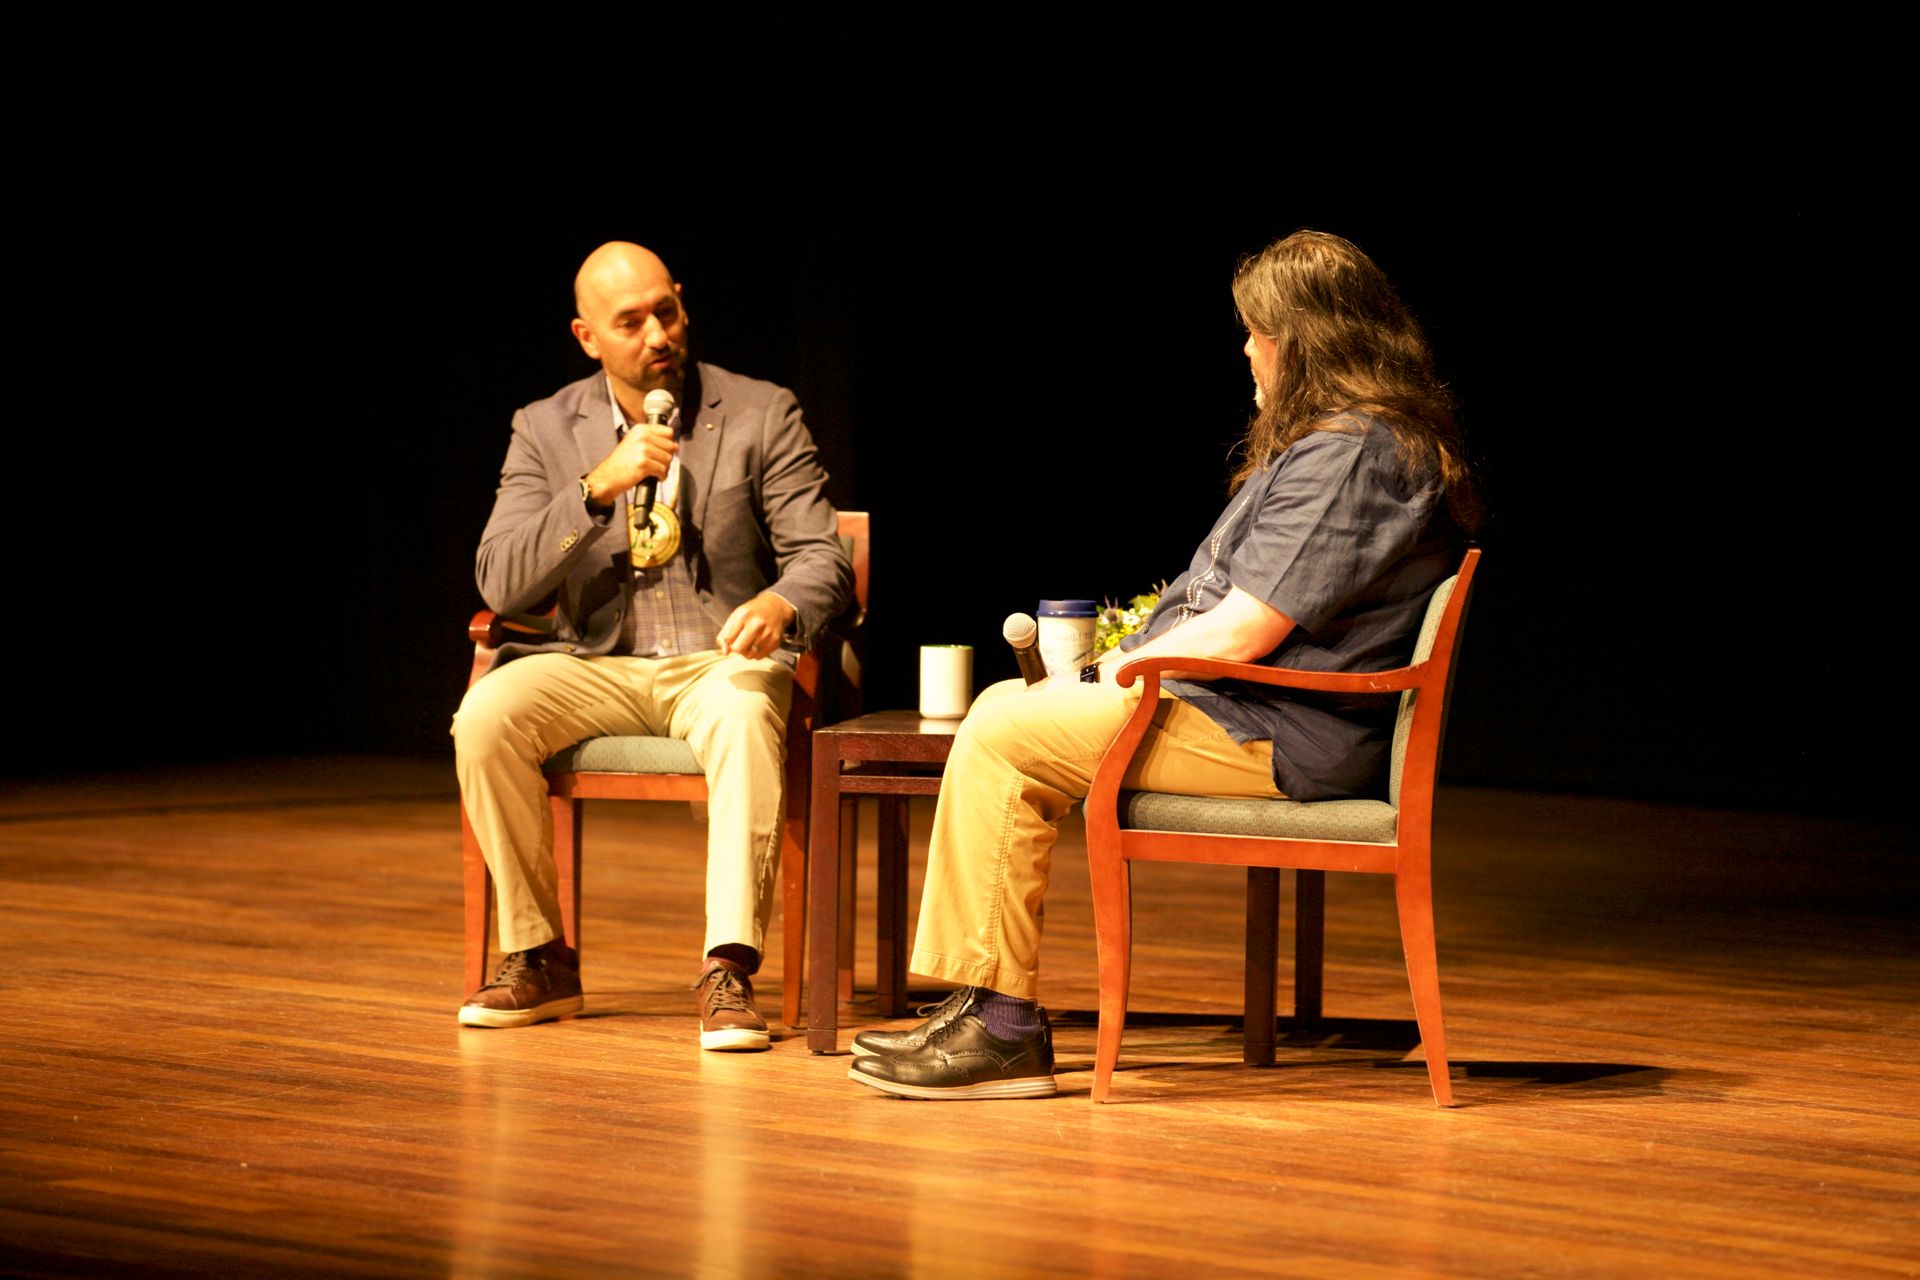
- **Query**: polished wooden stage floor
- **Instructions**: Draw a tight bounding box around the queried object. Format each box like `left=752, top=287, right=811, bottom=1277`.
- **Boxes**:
left=2, top=758, right=1914, bottom=1278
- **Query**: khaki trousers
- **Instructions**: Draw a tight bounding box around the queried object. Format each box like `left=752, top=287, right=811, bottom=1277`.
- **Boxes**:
left=910, top=677, right=1283, bottom=1001
left=452, top=650, right=791, bottom=959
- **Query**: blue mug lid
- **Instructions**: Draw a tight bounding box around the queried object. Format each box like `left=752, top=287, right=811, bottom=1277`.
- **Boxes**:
left=1037, top=599, right=1098, bottom=617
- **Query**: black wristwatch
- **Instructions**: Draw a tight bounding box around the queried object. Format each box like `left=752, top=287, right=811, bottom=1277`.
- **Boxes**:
left=579, top=474, right=612, bottom=518
left=1079, top=662, right=1101, bottom=684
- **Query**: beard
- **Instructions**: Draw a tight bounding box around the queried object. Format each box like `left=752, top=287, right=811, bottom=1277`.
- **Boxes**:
left=633, top=335, right=692, bottom=402
left=1253, top=378, right=1267, bottom=411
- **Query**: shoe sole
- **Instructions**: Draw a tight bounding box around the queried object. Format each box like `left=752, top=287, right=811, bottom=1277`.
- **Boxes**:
left=457, top=995, right=584, bottom=1028
left=700, top=1025, right=770, bottom=1052
left=845, top=1063, right=1058, bottom=1100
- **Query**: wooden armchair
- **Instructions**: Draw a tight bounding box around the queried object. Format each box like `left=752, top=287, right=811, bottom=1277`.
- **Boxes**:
left=1084, top=547, right=1480, bottom=1104
left=458, top=511, right=871, bottom=1028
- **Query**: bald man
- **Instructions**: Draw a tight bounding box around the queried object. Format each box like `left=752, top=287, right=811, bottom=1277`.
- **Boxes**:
left=453, top=243, right=853, bottom=1049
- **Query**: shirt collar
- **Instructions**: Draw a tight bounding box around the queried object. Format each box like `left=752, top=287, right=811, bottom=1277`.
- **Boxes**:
left=606, top=377, right=684, bottom=503
left=606, top=377, right=682, bottom=435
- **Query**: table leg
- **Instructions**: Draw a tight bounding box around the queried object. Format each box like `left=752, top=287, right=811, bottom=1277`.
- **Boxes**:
left=875, top=796, right=910, bottom=1017
left=837, top=801, right=858, bottom=1002
left=807, top=745, right=844, bottom=1053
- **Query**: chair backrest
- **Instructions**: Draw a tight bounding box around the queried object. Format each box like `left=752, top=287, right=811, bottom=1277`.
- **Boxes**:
left=836, top=510, right=872, bottom=626
left=1387, top=549, right=1480, bottom=807
left=826, top=512, right=871, bottom=723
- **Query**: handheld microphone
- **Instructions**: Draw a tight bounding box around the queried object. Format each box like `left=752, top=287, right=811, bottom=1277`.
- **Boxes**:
left=1003, top=612, right=1049, bottom=685
left=636, top=388, right=676, bottom=520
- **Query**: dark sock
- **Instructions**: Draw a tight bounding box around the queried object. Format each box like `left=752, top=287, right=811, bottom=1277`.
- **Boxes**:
left=706, top=943, right=760, bottom=975
left=976, top=990, right=1043, bottom=1040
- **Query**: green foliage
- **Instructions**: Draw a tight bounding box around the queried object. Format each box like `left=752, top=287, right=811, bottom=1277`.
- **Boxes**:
left=1093, top=586, right=1165, bottom=656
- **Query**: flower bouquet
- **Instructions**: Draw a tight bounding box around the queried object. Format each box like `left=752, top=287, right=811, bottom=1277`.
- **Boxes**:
left=1093, top=586, right=1165, bottom=657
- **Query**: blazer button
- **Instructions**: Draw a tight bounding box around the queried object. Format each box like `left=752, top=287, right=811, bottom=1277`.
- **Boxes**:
left=560, top=530, right=580, bottom=551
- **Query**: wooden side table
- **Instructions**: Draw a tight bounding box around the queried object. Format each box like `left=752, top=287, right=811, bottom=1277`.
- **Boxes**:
left=806, top=710, right=960, bottom=1053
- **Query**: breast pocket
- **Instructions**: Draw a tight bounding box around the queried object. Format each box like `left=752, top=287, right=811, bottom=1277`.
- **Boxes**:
left=701, top=478, right=767, bottom=554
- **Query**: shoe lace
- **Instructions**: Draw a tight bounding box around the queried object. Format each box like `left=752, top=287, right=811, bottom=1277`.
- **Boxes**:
left=482, top=948, right=542, bottom=991
left=924, top=1014, right=975, bottom=1049
left=914, top=987, right=971, bottom=1020
left=697, top=966, right=754, bottom=1014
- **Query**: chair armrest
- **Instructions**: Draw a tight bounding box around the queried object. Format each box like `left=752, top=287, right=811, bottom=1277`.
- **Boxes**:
left=791, top=635, right=827, bottom=702
left=466, top=610, right=558, bottom=690
left=1086, top=666, right=1171, bottom=827
left=1113, top=654, right=1426, bottom=696
left=832, top=596, right=869, bottom=635
left=797, top=612, right=866, bottom=722
left=468, top=610, right=556, bottom=649
left=1088, top=653, right=1428, bottom=816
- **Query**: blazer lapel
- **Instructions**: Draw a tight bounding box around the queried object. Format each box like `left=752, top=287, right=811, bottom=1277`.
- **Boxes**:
left=571, top=379, right=620, bottom=483
left=677, top=363, right=726, bottom=528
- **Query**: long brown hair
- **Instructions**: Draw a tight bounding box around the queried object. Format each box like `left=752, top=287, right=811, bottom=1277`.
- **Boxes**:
left=1231, top=230, right=1481, bottom=532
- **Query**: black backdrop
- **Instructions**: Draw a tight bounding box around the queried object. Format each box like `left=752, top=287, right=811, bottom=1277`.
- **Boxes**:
left=18, top=19, right=1904, bottom=819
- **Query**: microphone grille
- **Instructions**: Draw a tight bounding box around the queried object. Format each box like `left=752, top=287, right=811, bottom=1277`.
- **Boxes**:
left=642, top=389, right=676, bottom=419
left=1002, top=612, right=1037, bottom=646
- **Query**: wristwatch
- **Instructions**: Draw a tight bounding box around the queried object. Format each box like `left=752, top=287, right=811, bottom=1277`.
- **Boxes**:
left=1079, top=662, right=1101, bottom=684
left=579, top=474, right=611, bottom=517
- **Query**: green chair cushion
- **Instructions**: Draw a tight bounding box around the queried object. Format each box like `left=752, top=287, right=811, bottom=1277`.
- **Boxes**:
left=1120, top=791, right=1398, bottom=843
left=544, top=737, right=703, bottom=775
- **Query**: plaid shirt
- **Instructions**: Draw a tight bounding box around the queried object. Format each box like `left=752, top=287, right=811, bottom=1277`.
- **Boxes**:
left=609, top=386, right=718, bottom=659
left=621, top=558, right=715, bottom=658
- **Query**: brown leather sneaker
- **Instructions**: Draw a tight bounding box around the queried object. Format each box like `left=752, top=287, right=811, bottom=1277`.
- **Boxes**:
left=695, top=958, right=770, bottom=1051
left=458, top=939, right=584, bottom=1028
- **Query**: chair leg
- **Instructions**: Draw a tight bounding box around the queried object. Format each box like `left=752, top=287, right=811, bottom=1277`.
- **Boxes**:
left=1089, top=855, right=1133, bottom=1103
left=781, top=812, right=808, bottom=1027
left=1243, top=868, right=1279, bottom=1065
left=1294, top=869, right=1325, bottom=1024
left=1394, top=865, right=1454, bottom=1107
left=550, top=795, right=583, bottom=955
left=875, top=797, right=909, bottom=1017
left=460, top=804, right=492, bottom=996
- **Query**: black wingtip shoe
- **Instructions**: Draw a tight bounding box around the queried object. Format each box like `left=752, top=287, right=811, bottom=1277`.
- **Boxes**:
left=851, top=986, right=981, bottom=1057
left=847, top=1011, right=1057, bottom=1100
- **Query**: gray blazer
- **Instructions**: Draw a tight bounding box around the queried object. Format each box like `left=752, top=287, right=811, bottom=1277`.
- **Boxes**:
left=475, top=362, right=853, bottom=670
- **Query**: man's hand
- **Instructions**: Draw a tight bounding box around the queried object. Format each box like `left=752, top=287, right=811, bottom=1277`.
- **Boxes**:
left=583, top=424, right=677, bottom=505
left=717, top=593, right=797, bottom=661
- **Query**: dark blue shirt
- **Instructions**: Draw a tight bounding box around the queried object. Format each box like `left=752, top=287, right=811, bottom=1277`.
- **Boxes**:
left=1121, top=413, right=1460, bottom=800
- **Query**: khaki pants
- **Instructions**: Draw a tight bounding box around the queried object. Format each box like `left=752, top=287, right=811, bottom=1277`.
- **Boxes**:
left=452, top=650, right=791, bottom=959
left=910, top=678, right=1283, bottom=1001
